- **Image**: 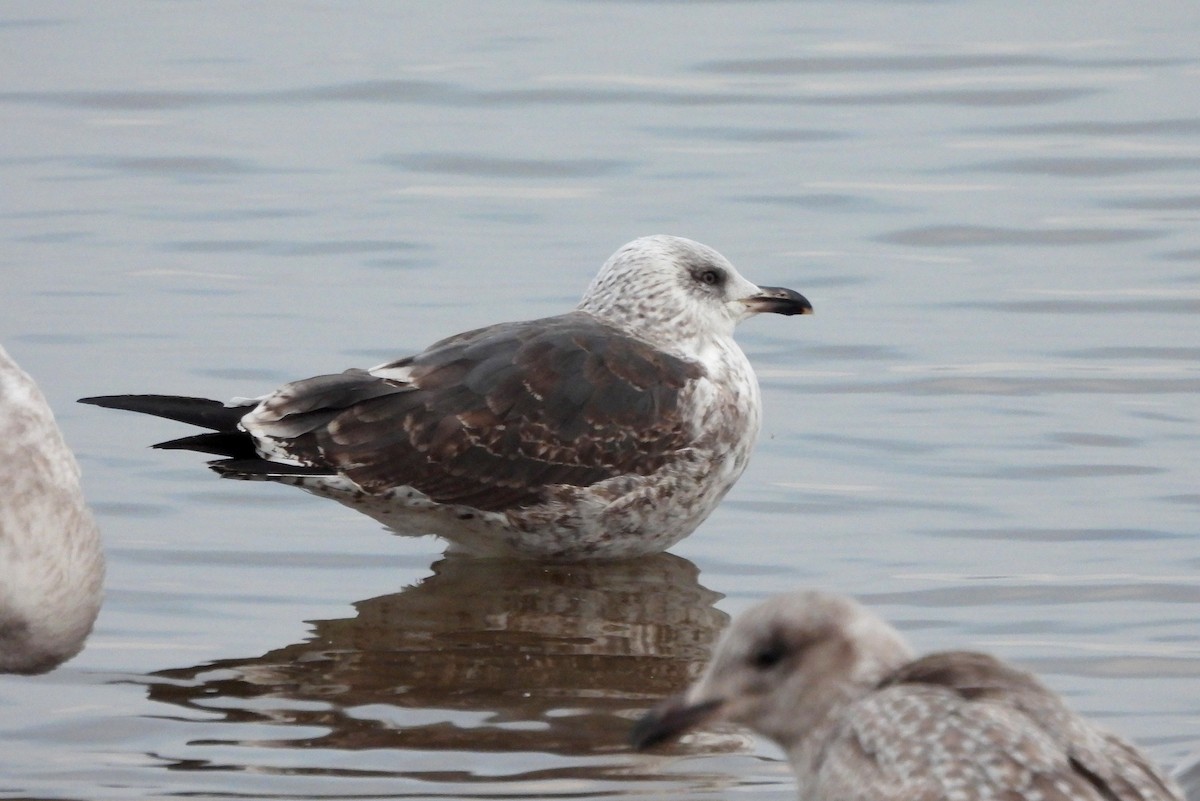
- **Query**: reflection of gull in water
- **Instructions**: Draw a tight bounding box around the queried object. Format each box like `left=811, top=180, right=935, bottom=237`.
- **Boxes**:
left=147, top=553, right=727, bottom=758
left=633, top=590, right=1184, bottom=801
left=81, top=236, right=811, bottom=559
left=0, top=345, right=104, bottom=674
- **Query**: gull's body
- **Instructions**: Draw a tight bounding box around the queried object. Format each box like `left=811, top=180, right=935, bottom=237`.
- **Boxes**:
left=633, top=590, right=1183, bottom=801
left=1, top=345, right=104, bottom=674
left=81, top=236, right=810, bottom=560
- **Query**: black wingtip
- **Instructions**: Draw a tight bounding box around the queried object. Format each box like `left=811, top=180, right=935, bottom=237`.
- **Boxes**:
left=78, top=395, right=126, bottom=408
left=78, top=394, right=248, bottom=431
left=154, top=431, right=260, bottom=459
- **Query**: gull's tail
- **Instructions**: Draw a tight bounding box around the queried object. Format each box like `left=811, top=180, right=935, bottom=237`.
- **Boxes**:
left=78, top=394, right=335, bottom=479
left=78, top=394, right=257, bottom=460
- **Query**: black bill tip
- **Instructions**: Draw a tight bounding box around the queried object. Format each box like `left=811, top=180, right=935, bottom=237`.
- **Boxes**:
left=746, top=286, right=813, bottom=316
left=630, top=697, right=723, bottom=751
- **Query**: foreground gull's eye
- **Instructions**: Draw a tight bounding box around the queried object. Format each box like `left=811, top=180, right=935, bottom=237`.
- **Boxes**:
left=751, top=638, right=788, bottom=670
left=699, top=269, right=721, bottom=285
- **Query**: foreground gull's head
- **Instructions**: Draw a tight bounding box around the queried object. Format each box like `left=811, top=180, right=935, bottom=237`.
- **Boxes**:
left=577, top=235, right=811, bottom=350
left=632, top=591, right=910, bottom=752
left=632, top=590, right=1184, bottom=801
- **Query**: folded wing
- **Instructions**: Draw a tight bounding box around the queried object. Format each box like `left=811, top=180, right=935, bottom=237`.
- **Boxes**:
left=242, top=312, right=706, bottom=512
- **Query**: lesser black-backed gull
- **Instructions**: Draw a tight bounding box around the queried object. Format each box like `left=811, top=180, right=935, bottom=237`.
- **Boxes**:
left=80, top=235, right=811, bottom=559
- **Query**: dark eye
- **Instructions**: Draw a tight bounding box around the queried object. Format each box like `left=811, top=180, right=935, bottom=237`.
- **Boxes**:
left=698, top=269, right=721, bottom=286
left=750, top=638, right=788, bottom=670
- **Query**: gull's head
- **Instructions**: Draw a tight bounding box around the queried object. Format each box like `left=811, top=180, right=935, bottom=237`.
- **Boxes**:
left=631, top=590, right=912, bottom=759
left=577, top=235, right=811, bottom=349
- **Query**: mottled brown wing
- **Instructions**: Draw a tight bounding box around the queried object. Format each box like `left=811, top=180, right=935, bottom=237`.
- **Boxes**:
left=825, top=652, right=1183, bottom=801
left=879, top=650, right=1051, bottom=703
left=820, top=684, right=1115, bottom=801
left=310, top=312, right=705, bottom=511
left=1065, top=730, right=1185, bottom=801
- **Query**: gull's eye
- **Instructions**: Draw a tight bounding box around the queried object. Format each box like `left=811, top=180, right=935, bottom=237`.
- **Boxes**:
left=750, top=637, right=788, bottom=670
left=698, top=268, right=722, bottom=286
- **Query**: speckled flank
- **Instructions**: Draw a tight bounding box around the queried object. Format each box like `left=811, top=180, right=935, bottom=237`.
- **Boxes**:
left=633, top=590, right=1183, bottom=801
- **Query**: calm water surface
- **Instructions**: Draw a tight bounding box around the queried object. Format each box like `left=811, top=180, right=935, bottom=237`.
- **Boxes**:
left=2, top=2, right=1199, bottom=799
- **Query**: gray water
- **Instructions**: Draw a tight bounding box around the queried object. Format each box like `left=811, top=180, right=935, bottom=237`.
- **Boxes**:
left=2, top=2, right=1199, bottom=799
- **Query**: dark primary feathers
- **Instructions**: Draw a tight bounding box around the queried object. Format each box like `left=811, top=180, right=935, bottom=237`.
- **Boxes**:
left=83, top=312, right=704, bottom=514
left=79, top=394, right=245, bottom=431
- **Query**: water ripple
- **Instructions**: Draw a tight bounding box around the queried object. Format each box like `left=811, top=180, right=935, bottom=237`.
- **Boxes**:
left=964, top=156, right=1200, bottom=176
left=878, top=224, right=1162, bottom=246
left=696, top=53, right=1186, bottom=74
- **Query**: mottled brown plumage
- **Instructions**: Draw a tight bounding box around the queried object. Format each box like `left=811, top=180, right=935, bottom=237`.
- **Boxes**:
left=265, top=313, right=704, bottom=511
left=80, top=236, right=811, bottom=559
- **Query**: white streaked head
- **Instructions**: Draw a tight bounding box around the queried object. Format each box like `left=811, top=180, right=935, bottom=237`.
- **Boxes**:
left=576, top=235, right=811, bottom=352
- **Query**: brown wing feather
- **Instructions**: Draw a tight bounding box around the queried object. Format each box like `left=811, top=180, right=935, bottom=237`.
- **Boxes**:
left=879, top=650, right=1047, bottom=701
left=1066, top=730, right=1184, bottom=801
left=299, top=312, right=704, bottom=511
left=834, top=652, right=1183, bottom=801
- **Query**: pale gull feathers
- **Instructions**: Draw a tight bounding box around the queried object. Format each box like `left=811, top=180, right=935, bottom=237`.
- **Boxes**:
left=632, top=590, right=1183, bottom=801
left=1, top=345, right=104, bottom=674
left=80, top=236, right=811, bottom=560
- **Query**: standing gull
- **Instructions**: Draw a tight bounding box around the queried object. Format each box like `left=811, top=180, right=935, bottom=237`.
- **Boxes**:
left=632, top=590, right=1183, bottom=801
left=1, top=345, right=104, bottom=674
left=81, top=236, right=811, bottom=560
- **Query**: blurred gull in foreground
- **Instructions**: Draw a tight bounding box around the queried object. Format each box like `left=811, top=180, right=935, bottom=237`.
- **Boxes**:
left=632, top=590, right=1183, bottom=801
left=80, top=235, right=811, bottom=560
left=0, top=345, right=104, bottom=674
